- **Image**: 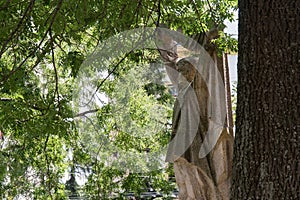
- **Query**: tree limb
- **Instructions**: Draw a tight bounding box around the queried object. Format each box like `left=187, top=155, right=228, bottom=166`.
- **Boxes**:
left=73, top=109, right=99, bottom=118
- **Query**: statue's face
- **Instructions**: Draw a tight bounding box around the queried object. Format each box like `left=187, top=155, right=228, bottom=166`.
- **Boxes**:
left=176, top=59, right=196, bottom=83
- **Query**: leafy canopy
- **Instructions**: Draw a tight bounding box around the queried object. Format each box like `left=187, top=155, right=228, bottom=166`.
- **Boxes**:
left=0, top=0, right=237, bottom=198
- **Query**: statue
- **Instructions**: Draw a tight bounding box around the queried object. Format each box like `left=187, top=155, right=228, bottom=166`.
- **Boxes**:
left=155, top=27, right=234, bottom=200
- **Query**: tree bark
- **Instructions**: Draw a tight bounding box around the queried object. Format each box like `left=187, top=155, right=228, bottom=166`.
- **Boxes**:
left=231, top=0, right=300, bottom=199
left=223, top=53, right=234, bottom=137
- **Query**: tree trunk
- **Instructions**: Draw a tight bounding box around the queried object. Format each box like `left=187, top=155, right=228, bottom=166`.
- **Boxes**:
left=156, top=27, right=234, bottom=199
left=171, top=53, right=233, bottom=200
left=231, top=0, right=300, bottom=199
left=223, top=53, right=234, bottom=137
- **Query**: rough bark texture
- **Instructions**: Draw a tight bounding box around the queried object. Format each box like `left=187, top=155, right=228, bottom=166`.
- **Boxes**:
left=231, top=1, right=300, bottom=199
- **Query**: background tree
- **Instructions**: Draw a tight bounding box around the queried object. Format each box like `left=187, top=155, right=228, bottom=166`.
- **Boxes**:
left=231, top=0, right=299, bottom=199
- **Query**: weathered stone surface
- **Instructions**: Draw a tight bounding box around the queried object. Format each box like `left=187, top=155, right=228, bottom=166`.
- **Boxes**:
left=174, top=157, right=219, bottom=200
left=156, top=27, right=234, bottom=200
left=173, top=130, right=233, bottom=200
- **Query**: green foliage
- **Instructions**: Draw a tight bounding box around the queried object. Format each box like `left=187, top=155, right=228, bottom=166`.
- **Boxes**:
left=213, top=32, right=238, bottom=54
left=0, top=0, right=237, bottom=198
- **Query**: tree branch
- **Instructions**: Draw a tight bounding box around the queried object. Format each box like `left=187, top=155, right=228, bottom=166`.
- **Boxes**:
left=156, top=0, right=161, bottom=27
left=73, top=109, right=99, bottom=118
left=0, top=0, right=35, bottom=58
left=189, top=0, right=208, bottom=35
left=82, top=33, right=155, bottom=108
left=205, top=0, right=218, bottom=26
left=49, top=28, right=60, bottom=109
left=0, top=0, right=64, bottom=86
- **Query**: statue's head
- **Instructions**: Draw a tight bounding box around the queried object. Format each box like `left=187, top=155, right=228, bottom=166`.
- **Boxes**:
left=176, top=57, right=197, bottom=83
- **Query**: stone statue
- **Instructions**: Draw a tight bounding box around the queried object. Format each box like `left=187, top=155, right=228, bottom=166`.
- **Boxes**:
left=155, top=27, right=234, bottom=200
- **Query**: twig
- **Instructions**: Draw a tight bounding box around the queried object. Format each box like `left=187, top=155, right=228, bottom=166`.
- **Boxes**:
left=143, top=3, right=155, bottom=26
left=74, top=109, right=99, bottom=118
left=0, top=0, right=64, bottom=86
left=189, top=0, right=208, bottom=35
left=49, top=28, right=60, bottom=110
left=156, top=0, right=161, bottom=27
left=82, top=33, right=155, bottom=108
left=205, top=0, right=218, bottom=26
left=43, top=131, right=53, bottom=198
left=86, top=53, right=128, bottom=107
left=0, top=0, right=35, bottom=58
left=135, top=0, right=142, bottom=25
